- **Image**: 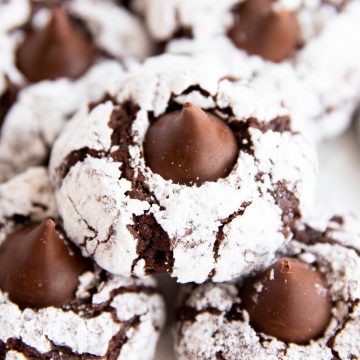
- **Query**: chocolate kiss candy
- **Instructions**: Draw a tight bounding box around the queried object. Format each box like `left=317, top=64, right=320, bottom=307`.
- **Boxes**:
left=242, top=258, right=332, bottom=344
left=228, top=0, right=299, bottom=62
left=0, top=219, right=91, bottom=309
left=17, top=8, right=95, bottom=82
left=144, top=102, right=239, bottom=186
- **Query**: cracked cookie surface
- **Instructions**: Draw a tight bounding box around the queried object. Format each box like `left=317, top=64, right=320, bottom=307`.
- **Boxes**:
left=0, top=166, right=165, bottom=360
left=0, top=62, right=125, bottom=183
left=135, top=0, right=360, bottom=141
left=50, top=54, right=316, bottom=283
left=0, top=272, right=165, bottom=360
left=174, top=213, right=360, bottom=359
left=0, top=0, right=151, bottom=182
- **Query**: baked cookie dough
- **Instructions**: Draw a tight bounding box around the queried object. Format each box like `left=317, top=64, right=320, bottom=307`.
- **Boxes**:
left=0, top=167, right=165, bottom=360
left=174, top=213, right=360, bottom=359
left=50, top=54, right=316, bottom=283
left=0, top=167, right=57, bottom=232
left=135, top=0, right=360, bottom=140
left=0, top=0, right=151, bottom=182
left=0, top=61, right=125, bottom=183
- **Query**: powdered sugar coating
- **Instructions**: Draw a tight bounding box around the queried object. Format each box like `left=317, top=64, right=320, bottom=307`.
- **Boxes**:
left=0, top=0, right=148, bottom=94
left=5, top=351, right=27, bottom=360
left=0, top=166, right=165, bottom=359
left=0, top=0, right=153, bottom=182
left=0, top=0, right=151, bottom=60
left=136, top=0, right=360, bottom=140
left=0, top=0, right=30, bottom=34
left=50, top=54, right=316, bottom=283
left=0, top=34, right=23, bottom=98
left=175, top=214, right=360, bottom=359
left=0, top=60, right=125, bottom=183
left=0, top=272, right=165, bottom=359
left=0, top=0, right=149, bottom=92
left=68, top=0, right=151, bottom=61
left=0, top=167, right=57, bottom=241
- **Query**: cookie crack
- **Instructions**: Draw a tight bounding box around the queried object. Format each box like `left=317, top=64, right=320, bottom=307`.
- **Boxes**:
left=3, top=276, right=160, bottom=358
left=213, top=202, right=251, bottom=262
left=5, top=315, right=139, bottom=360
left=176, top=305, right=222, bottom=323
left=326, top=300, right=360, bottom=357
left=67, top=195, right=98, bottom=256
left=128, top=212, right=174, bottom=274
left=108, top=101, right=175, bottom=275
left=294, top=225, right=360, bottom=257
left=57, top=148, right=107, bottom=183
left=270, top=181, right=301, bottom=237
left=66, top=276, right=158, bottom=319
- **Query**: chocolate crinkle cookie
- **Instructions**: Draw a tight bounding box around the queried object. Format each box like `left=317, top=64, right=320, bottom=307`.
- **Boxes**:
left=0, top=167, right=57, bottom=232
left=49, top=54, right=316, bottom=284
left=0, top=0, right=150, bottom=62
left=0, top=167, right=165, bottom=360
left=0, top=0, right=152, bottom=182
left=0, top=62, right=125, bottom=183
left=135, top=0, right=360, bottom=141
left=174, top=213, right=360, bottom=359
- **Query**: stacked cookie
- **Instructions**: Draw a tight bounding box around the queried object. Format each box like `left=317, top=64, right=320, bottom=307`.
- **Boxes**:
left=0, top=0, right=360, bottom=359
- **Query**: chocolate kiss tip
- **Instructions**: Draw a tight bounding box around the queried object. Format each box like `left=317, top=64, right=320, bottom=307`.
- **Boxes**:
left=53, top=7, right=66, bottom=17
left=0, top=218, right=91, bottom=309
left=181, top=102, right=207, bottom=122
left=51, top=7, right=66, bottom=20
left=50, top=7, right=74, bottom=32
left=183, top=102, right=193, bottom=110
left=279, top=257, right=294, bottom=273
left=50, top=8, right=69, bottom=27
left=42, top=217, right=56, bottom=230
